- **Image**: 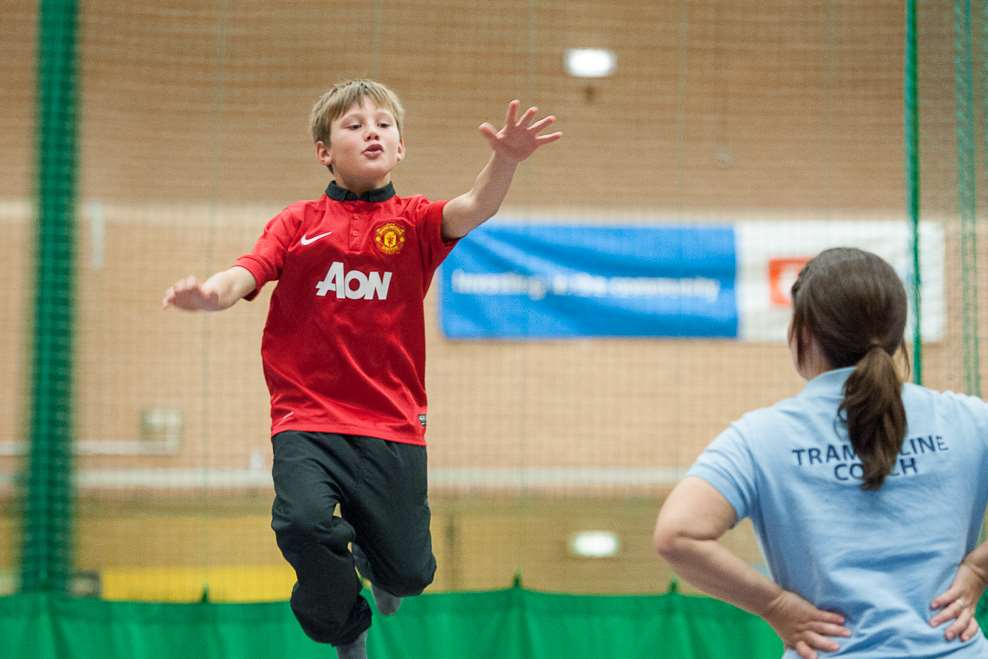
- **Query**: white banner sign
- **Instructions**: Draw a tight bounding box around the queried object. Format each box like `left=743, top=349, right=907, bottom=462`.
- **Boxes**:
left=736, top=221, right=944, bottom=342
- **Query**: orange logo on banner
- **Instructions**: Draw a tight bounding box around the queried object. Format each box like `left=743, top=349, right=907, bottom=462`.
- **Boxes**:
left=768, top=257, right=811, bottom=307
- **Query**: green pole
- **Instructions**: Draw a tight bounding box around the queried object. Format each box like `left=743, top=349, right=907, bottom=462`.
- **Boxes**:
left=955, top=0, right=981, bottom=396
left=905, top=0, right=922, bottom=384
left=20, top=0, right=78, bottom=593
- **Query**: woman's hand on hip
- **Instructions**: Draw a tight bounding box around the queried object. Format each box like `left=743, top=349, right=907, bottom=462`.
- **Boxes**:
left=930, top=561, right=988, bottom=642
left=763, top=589, right=850, bottom=659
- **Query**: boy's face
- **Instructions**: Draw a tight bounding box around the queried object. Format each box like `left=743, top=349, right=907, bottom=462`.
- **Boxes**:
left=316, top=98, right=404, bottom=193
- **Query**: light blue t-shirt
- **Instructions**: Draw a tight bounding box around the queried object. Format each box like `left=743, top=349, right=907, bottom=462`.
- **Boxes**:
left=689, top=367, right=988, bottom=658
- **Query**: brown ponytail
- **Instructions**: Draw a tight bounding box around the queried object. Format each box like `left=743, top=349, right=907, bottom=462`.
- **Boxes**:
left=790, top=248, right=910, bottom=490
left=840, top=345, right=907, bottom=490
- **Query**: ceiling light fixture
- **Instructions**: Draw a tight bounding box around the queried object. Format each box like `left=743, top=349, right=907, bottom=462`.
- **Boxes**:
left=564, top=48, right=617, bottom=78
left=568, top=530, right=621, bottom=558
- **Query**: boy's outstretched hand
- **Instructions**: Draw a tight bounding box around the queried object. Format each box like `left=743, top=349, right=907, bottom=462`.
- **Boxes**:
left=479, top=100, right=562, bottom=163
left=441, top=100, right=561, bottom=239
left=162, top=267, right=256, bottom=312
left=162, top=275, right=223, bottom=311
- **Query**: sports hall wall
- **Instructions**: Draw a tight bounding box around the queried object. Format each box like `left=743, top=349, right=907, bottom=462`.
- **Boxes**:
left=1, top=0, right=986, bottom=645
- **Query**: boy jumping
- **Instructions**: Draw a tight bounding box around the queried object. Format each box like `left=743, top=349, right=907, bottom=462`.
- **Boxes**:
left=162, top=79, right=561, bottom=659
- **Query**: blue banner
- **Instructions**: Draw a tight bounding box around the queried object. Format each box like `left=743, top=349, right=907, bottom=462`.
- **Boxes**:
left=439, top=224, right=738, bottom=339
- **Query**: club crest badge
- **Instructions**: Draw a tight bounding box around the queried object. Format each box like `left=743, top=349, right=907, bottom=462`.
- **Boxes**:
left=374, top=222, right=406, bottom=255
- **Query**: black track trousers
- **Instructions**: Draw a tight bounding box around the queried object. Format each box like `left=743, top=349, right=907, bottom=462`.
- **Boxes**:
left=271, top=431, right=436, bottom=646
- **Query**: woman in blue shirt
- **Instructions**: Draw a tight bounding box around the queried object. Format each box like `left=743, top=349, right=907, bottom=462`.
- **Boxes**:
left=655, top=247, right=988, bottom=658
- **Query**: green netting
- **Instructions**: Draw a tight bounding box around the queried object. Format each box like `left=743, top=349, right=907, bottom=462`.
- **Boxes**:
left=3, top=0, right=988, bottom=656
left=11, top=0, right=971, bottom=602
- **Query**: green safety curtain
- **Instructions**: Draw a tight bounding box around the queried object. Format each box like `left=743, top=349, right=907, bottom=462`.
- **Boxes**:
left=0, top=588, right=782, bottom=659
left=5, top=588, right=988, bottom=658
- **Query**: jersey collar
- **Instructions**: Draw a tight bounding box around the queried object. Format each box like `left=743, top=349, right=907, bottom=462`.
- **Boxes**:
left=801, top=366, right=855, bottom=398
left=326, top=180, right=396, bottom=202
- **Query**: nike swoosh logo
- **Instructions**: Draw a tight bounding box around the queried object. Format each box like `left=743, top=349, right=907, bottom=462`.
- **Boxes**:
left=299, top=231, right=332, bottom=246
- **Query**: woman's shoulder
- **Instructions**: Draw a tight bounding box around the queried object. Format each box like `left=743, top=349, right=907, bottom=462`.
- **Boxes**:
left=728, top=396, right=803, bottom=440
left=906, top=383, right=988, bottom=420
left=749, top=392, right=807, bottom=423
left=724, top=392, right=833, bottom=452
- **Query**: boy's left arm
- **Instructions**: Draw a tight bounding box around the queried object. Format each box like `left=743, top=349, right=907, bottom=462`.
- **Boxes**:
left=441, top=100, right=562, bottom=240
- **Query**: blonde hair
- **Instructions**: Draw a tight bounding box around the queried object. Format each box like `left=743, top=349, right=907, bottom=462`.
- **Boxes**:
left=309, top=79, right=405, bottom=146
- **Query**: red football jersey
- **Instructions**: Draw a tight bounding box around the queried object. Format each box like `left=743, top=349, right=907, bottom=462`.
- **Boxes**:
left=235, top=182, right=455, bottom=445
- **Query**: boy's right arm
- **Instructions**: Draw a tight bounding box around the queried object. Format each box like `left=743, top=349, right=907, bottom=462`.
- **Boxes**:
left=162, top=266, right=256, bottom=312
